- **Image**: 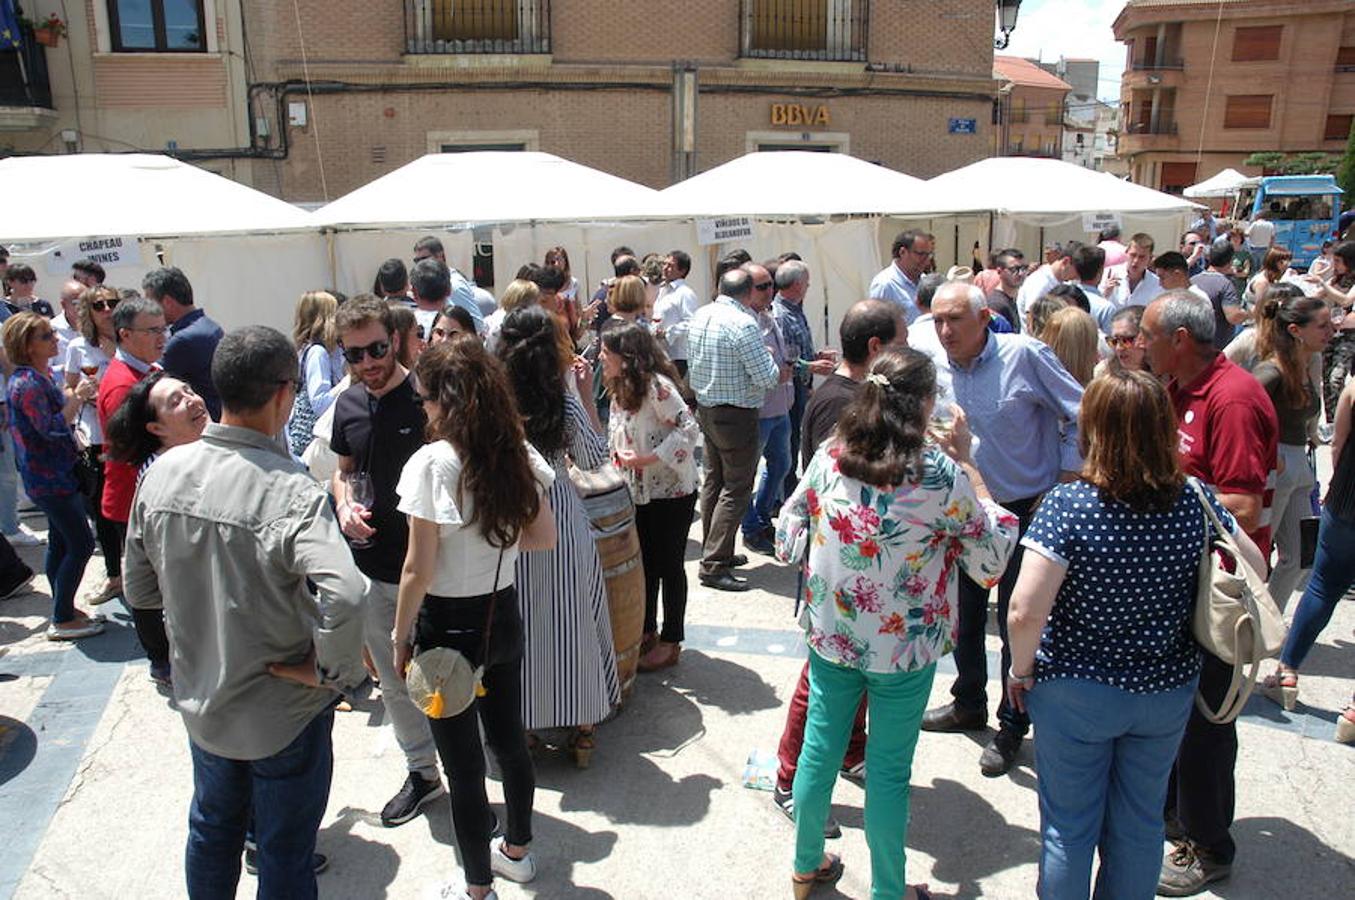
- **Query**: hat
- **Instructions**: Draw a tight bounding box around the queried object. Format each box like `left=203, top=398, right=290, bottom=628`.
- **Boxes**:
left=945, top=265, right=974, bottom=283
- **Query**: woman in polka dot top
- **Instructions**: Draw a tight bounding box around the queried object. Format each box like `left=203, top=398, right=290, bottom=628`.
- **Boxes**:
left=1004, top=368, right=1263, bottom=899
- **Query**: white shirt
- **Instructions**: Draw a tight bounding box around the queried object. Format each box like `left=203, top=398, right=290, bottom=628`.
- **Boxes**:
left=1246, top=219, right=1275, bottom=249
left=52, top=313, right=78, bottom=378
left=395, top=440, right=555, bottom=596
left=1100, top=265, right=1162, bottom=310
left=1016, top=265, right=1061, bottom=321
left=868, top=262, right=921, bottom=323
left=64, top=337, right=111, bottom=445
left=651, top=278, right=699, bottom=361
left=907, top=312, right=945, bottom=357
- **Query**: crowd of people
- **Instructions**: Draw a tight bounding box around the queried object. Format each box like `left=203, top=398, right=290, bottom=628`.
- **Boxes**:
left=1, top=219, right=1353, bottom=900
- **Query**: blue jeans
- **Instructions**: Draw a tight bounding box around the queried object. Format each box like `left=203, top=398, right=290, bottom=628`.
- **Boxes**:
left=0, top=425, right=20, bottom=534
left=32, top=491, right=94, bottom=624
left=743, top=414, right=791, bottom=537
left=186, top=708, right=335, bottom=900
left=794, top=652, right=935, bottom=900
left=1027, top=677, right=1196, bottom=900
left=1282, top=507, right=1355, bottom=669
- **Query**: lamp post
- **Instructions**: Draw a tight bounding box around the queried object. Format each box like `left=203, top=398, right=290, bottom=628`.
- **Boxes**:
left=995, top=0, right=1022, bottom=50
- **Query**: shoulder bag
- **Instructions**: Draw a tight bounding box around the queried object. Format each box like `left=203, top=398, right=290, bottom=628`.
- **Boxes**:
left=405, top=550, right=504, bottom=719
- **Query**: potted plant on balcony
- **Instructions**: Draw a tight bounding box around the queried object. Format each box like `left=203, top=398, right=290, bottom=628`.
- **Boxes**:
left=31, top=13, right=66, bottom=47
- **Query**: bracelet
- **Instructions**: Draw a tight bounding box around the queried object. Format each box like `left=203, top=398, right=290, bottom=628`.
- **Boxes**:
left=1009, top=668, right=1035, bottom=685
left=391, top=630, right=414, bottom=649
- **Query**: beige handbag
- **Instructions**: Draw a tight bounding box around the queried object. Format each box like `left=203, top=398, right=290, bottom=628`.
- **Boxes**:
left=1189, top=479, right=1287, bottom=724
left=405, top=550, right=503, bottom=719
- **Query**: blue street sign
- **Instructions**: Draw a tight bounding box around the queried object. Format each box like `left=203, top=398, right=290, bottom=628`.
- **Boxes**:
left=949, top=117, right=977, bottom=135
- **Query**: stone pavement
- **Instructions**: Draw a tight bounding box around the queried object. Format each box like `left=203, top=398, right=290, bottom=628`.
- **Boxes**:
left=1, top=514, right=1352, bottom=899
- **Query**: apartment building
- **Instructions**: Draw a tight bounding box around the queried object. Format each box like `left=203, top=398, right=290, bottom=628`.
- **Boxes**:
left=993, top=54, right=1070, bottom=158
left=1, top=2, right=1004, bottom=202
left=1114, top=0, right=1355, bottom=194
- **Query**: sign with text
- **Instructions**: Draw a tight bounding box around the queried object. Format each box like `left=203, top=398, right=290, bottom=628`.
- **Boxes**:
left=696, top=217, right=755, bottom=246
left=948, top=117, right=977, bottom=134
left=1081, top=211, right=1122, bottom=234
left=770, top=103, right=830, bottom=127
left=45, top=236, right=142, bottom=276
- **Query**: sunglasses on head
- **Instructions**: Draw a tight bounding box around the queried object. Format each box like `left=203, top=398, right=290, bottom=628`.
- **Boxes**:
left=342, top=340, right=391, bottom=364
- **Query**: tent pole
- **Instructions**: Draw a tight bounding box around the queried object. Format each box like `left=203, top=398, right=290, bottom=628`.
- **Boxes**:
left=987, top=213, right=994, bottom=258
left=325, top=229, right=337, bottom=292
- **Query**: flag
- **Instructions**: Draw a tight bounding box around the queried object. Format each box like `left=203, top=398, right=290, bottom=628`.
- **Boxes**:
left=0, top=0, right=21, bottom=51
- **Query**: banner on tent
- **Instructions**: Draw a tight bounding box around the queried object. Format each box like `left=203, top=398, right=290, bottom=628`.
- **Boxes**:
left=696, top=217, right=755, bottom=246
left=1081, top=212, right=1122, bottom=234
left=45, top=236, right=142, bottom=275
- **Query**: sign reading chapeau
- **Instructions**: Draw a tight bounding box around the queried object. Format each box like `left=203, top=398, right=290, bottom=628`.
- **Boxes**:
left=46, top=235, right=142, bottom=275
left=696, top=216, right=755, bottom=246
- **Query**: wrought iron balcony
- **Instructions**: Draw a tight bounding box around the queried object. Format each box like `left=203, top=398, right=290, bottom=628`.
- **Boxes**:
left=404, top=0, right=551, bottom=55
left=740, top=0, right=868, bottom=62
left=0, top=24, right=54, bottom=110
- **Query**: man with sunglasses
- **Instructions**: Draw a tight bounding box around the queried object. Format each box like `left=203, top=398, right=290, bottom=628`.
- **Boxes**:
left=986, top=249, right=1027, bottom=331
left=868, top=229, right=934, bottom=323
left=143, top=267, right=223, bottom=421
left=329, top=296, right=445, bottom=828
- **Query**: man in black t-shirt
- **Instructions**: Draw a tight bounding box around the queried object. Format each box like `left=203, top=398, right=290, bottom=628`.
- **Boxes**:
left=774, top=299, right=909, bottom=832
left=330, top=297, right=444, bottom=828
left=1190, top=240, right=1247, bottom=350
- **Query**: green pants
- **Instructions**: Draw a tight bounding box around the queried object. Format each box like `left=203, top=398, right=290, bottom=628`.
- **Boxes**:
left=793, top=651, right=936, bottom=900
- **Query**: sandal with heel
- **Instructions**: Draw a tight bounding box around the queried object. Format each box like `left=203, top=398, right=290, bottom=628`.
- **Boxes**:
left=1261, top=667, right=1299, bottom=711
left=791, top=854, right=844, bottom=898
left=570, top=727, right=595, bottom=769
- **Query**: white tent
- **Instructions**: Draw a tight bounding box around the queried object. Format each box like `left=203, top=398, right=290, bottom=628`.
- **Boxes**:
left=1184, top=168, right=1251, bottom=199
left=653, top=150, right=926, bottom=217
left=0, top=154, right=326, bottom=333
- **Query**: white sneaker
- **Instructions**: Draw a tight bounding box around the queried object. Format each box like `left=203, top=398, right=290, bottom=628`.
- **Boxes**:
left=46, top=619, right=105, bottom=641
left=421, top=880, right=496, bottom=900
left=490, top=835, right=537, bottom=883
left=5, top=526, right=45, bottom=547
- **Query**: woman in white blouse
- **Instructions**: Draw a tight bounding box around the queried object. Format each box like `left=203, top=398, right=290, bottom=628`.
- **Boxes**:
left=599, top=321, right=699, bottom=671
left=393, top=336, right=556, bottom=900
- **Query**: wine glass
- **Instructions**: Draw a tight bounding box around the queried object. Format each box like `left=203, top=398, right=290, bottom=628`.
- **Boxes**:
left=346, top=472, right=375, bottom=549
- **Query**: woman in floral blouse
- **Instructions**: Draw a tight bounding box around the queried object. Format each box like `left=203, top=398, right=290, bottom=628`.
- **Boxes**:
left=600, top=321, right=699, bottom=671
left=3, top=312, right=101, bottom=641
left=776, top=348, right=1017, bottom=900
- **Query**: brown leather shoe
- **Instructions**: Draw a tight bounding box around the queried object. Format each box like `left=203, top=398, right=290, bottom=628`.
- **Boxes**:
left=638, top=641, right=680, bottom=672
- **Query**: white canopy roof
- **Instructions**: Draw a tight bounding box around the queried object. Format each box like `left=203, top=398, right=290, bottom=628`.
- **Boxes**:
left=901, top=157, right=1202, bottom=222
left=311, top=152, right=664, bottom=230
left=0, top=153, right=315, bottom=242
left=1184, top=168, right=1250, bottom=199
left=655, top=151, right=926, bottom=217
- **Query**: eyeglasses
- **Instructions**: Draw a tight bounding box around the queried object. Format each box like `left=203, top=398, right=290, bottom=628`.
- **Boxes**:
left=1107, top=335, right=1139, bottom=347
left=1004, top=265, right=1029, bottom=274
left=753, top=281, right=774, bottom=291
left=36, top=331, right=57, bottom=342
left=91, top=298, right=120, bottom=312
left=341, top=340, right=391, bottom=364
left=909, top=248, right=935, bottom=258
left=430, top=326, right=458, bottom=341
left=126, top=325, right=168, bottom=336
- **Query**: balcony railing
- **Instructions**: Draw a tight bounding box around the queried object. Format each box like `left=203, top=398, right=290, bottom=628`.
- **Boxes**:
left=1124, top=121, right=1178, bottom=136
left=0, top=25, right=54, bottom=109
left=741, top=0, right=867, bottom=62
left=404, top=0, right=551, bottom=55
left=1130, top=58, right=1184, bottom=71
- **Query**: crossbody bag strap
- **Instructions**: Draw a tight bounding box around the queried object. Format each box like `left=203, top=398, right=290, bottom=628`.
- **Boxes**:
left=478, top=547, right=506, bottom=666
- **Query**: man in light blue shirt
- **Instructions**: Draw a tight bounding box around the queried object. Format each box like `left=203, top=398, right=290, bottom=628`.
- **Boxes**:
left=868, top=229, right=933, bottom=323
left=410, top=258, right=484, bottom=338
left=652, top=250, right=699, bottom=377
left=687, top=267, right=784, bottom=591
left=918, top=281, right=1084, bottom=778
left=1071, top=243, right=1116, bottom=333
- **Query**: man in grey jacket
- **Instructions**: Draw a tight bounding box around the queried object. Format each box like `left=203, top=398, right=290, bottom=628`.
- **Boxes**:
left=125, top=326, right=365, bottom=900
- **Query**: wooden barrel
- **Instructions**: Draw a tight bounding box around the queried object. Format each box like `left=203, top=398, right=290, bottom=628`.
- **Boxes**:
left=596, top=520, right=645, bottom=700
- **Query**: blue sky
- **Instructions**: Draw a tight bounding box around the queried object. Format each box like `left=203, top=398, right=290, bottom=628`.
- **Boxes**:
left=1001, top=0, right=1127, bottom=101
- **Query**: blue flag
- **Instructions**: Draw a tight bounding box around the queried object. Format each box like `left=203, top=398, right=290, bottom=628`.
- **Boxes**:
left=0, top=0, right=21, bottom=51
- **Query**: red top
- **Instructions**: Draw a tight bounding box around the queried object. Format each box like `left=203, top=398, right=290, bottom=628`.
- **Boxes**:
left=97, top=357, right=149, bottom=523
left=1169, top=352, right=1278, bottom=556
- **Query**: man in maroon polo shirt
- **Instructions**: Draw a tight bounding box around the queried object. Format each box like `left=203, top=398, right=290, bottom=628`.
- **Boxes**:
left=1140, top=289, right=1278, bottom=896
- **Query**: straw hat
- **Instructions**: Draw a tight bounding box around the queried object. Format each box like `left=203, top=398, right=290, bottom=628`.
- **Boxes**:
left=945, top=265, right=975, bottom=283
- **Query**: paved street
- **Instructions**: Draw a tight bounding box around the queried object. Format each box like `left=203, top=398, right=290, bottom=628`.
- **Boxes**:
left=1, top=513, right=1352, bottom=899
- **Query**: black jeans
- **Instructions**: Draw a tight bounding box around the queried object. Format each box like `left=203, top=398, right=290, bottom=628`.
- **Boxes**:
left=417, top=587, right=534, bottom=888
left=949, top=494, right=1039, bottom=736
left=80, top=446, right=123, bottom=579
left=635, top=492, right=698, bottom=643
left=114, top=519, right=170, bottom=668
left=1165, top=652, right=1238, bottom=863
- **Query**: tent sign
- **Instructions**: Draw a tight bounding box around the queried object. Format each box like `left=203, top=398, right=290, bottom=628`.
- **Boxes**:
left=697, top=217, right=755, bottom=246
left=1082, top=211, right=1122, bottom=234
left=46, top=236, right=142, bottom=275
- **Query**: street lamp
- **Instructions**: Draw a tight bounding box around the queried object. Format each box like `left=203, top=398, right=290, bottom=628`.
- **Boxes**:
left=994, top=0, right=1022, bottom=50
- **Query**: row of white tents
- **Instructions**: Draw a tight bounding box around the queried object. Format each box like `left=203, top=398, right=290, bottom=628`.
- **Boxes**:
left=0, top=151, right=1203, bottom=349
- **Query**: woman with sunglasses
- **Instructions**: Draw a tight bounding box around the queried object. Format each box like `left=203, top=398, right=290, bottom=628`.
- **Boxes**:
left=2, top=312, right=100, bottom=640
left=430, top=305, right=479, bottom=346
left=1094, top=305, right=1149, bottom=378
left=61, top=286, right=122, bottom=606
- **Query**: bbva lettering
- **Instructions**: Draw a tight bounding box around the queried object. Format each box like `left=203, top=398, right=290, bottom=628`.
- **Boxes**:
left=771, top=103, right=830, bottom=127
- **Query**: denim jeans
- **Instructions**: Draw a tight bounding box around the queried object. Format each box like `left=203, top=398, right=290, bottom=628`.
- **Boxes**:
left=1282, top=507, right=1355, bottom=669
left=33, top=491, right=95, bottom=624
left=186, top=708, right=335, bottom=900
left=794, top=652, right=935, bottom=900
left=743, top=413, right=792, bottom=537
left=1027, top=677, right=1196, bottom=900
left=0, top=424, right=20, bottom=535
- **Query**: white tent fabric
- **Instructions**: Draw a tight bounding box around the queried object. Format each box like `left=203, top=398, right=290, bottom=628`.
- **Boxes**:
left=1184, top=168, right=1251, bottom=199
left=655, top=151, right=925, bottom=217
left=311, top=152, right=664, bottom=230
left=905, top=157, right=1202, bottom=224
left=0, top=154, right=315, bottom=242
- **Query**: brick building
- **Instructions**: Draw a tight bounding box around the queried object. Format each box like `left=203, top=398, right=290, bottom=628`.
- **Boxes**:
left=992, top=54, right=1071, bottom=158
left=1, top=1, right=1001, bottom=202
left=1114, top=0, right=1355, bottom=194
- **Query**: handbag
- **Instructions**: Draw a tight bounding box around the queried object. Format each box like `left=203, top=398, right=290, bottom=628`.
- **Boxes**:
left=1188, top=479, right=1287, bottom=724
left=405, top=550, right=505, bottom=719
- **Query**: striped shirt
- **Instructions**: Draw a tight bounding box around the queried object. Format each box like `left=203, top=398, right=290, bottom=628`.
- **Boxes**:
left=687, top=296, right=780, bottom=409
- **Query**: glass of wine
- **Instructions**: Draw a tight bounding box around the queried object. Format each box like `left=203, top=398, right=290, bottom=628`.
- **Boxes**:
left=346, top=472, right=375, bottom=549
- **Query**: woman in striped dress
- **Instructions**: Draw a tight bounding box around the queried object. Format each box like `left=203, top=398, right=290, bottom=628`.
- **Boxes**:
left=497, top=306, right=620, bottom=766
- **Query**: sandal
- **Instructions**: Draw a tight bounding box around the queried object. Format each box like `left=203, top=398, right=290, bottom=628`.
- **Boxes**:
left=910, top=887, right=933, bottom=900
left=639, top=630, right=659, bottom=657
left=791, top=853, right=844, bottom=898
left=570, top=727, right=595, bottom=769
left=1337, top=706, right=1355, bottom=745
left=1261, top=667, right=1299, bottom=711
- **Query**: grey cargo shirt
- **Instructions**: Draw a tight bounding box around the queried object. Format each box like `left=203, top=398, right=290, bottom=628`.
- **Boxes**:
left=124, top=423, right=367, bottom=760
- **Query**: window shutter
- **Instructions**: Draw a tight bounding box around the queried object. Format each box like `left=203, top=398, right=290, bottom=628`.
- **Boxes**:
left=1223, top=95, right=1273, bottom=129
left=1337, top=46, right=1355, bottom=69
left=1231, top=26, right=1282, bottom=62
left=1326, top=114, right=1354, bottom=142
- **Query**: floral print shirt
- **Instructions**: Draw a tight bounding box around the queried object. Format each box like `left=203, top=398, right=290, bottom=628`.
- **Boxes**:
left=7, top=366, right=79, bottom=499
left=606, top=374, right=699, bottom=504
left=776, top=444, right=1019, bottom=673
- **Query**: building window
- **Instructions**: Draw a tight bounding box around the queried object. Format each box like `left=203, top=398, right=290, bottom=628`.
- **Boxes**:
left=741, top=0, right=867, bottom=62
left=404, top=0, right=550, bottom=54
left=108, top=0, right=206, bottom=52
left=1326, top=114, right=1354, bottom=142
left=440, top=142, right=527, bottom=152
left=1338, top=46, right=1355, bottom=72
left=1223, top=94, right=1272, bottom=129
left=1231, top=26, right=1281, bottom=62
left=1160, top=161, right=1197, bottom=195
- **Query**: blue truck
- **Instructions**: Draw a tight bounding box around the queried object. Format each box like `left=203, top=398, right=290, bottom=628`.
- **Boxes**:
left=1236, top=174, right=1343, bottom=270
